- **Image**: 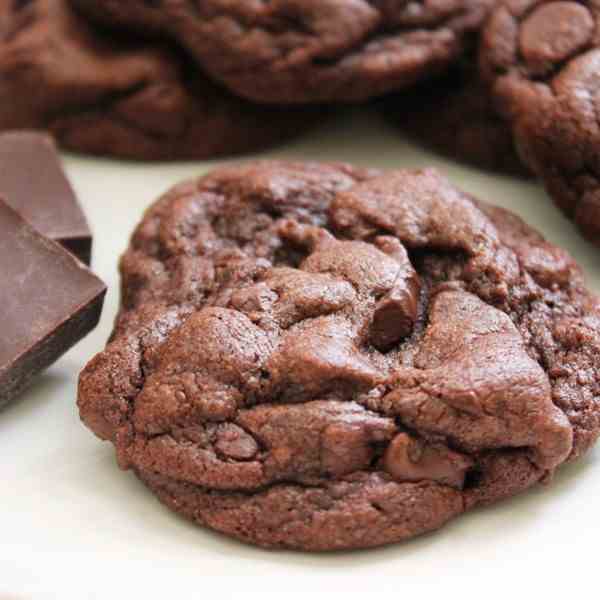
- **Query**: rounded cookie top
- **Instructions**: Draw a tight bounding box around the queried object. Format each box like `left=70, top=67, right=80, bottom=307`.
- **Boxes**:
left=480, top=0, right=600, bottom=244
left=72, top=0, right=494, bottom=104
left=0, top=0, right=313, bottom=160
left=78, top=161, right=600, bottom=551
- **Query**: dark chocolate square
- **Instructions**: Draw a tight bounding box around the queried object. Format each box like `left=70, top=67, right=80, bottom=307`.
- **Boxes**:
left=0, top=131, right=92, bottom=264
left=0, top=198, right=106, bottom=407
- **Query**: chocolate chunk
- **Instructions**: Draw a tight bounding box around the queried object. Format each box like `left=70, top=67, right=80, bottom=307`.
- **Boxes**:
left=382, top=433, right=474, bottom=489
left=0, top=198, right=106, bottom=408
left=519, top=3, right=593, bottom=75
left=371, top=285, right=419, bottom=351
left=214, top=424, right=259, bottom=462
left=0, top=132, right=92, bottom=264
left=370, top=237, right=421, bottom=351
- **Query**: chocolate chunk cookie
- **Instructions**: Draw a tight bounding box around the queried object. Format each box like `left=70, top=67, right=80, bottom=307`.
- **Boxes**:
left=388, top=54, right=530, bottom=176
left=78, top=161, right=600, bottom=551
left=72, top=0, right=494, bottom=104
left=0, top=0, right=312, bottom=161
left=480, top=0, right=600, bottom=244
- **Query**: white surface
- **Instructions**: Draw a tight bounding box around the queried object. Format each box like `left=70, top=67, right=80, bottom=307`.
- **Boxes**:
left=1, top=109, right=598, bottom=599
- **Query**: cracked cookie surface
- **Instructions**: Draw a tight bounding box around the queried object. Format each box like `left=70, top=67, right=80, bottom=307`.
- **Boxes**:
left=78, top=161, right=600, bottom=551
left=0, top=0, right=312, bottom=160
left=72, top=0, right=494, bottom=103
left=480, top=0, right=600, bottom=245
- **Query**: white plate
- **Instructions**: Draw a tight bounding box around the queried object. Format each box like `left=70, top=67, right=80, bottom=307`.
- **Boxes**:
left=1, top=108, right=598, bottom=599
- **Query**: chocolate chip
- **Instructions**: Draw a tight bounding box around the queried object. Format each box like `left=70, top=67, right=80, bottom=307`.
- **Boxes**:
left=382, top=433, right=473, bottom=489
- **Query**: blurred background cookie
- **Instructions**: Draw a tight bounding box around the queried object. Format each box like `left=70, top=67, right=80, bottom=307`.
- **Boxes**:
left=385, top=53, right=531, bottom=176
left=72, top=0, right=495, bottom=104
left=481, top=0, right=600, bottom=244
left=0, top=0, right=316, bottom=161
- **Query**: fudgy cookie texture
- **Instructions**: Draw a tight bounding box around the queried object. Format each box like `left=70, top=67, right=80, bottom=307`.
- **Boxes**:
left=480, top=0, right=600, bottom=244
left=72, top=0, right=494, bottom=104
left=0, top=0, right=312, bottom=161
left=78, top=161, right=600, bottom=551
left=388, top=54, right=530, bottom=176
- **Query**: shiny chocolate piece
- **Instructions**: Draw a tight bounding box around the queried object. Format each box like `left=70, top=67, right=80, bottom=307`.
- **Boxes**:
left=0, top=198, right=106, bottom=408
left=382, top=433, right=474, bottom=489
left=0, top=132, right=92, bottom=265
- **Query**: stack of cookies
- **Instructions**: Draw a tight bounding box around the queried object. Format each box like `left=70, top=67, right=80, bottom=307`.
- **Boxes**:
left=3, top=1, right=599, bottom=244
left=1, top=0, right=496, bottom=162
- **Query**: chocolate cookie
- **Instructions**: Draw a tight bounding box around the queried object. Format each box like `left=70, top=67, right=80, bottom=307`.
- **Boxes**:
left=388, top=55, right=530, bottom=176
left=0, top=0, right=313, bottom=161
left=72, top=0, right=494, bottom=104
left=78, top=161, right=600, bottom=551
left=480, top=0, right=600, bottom=244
